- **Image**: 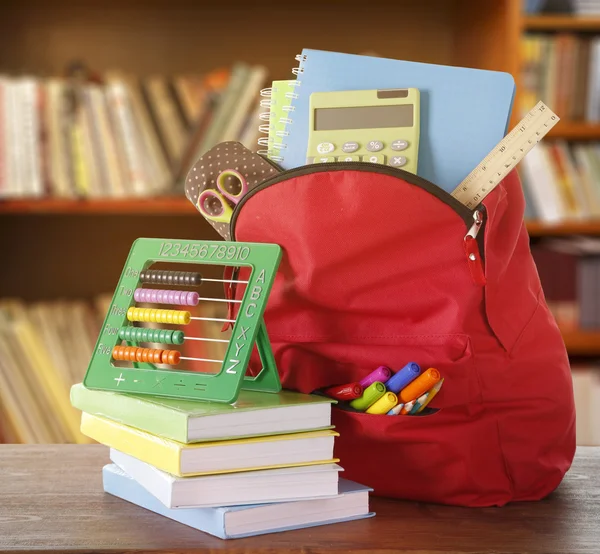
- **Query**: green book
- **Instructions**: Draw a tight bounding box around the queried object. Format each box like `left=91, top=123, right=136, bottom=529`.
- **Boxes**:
left=71, top=383, right=334, bottom=444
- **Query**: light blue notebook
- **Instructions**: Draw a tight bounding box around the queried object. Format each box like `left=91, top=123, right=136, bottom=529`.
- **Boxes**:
left=282, top=49, right=516, bottom=192
left=103, top=464, right=374, bottom=540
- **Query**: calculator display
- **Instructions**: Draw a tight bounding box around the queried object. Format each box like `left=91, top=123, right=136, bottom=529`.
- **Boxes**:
left=314, top=104, right=414, bottom=131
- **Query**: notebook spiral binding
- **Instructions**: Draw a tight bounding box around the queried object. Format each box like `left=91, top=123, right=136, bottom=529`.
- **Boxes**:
left=257, top=54, right=306, bottom=163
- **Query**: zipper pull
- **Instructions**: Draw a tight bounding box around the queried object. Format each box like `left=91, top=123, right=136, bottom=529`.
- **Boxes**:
left=464, top=210, right=486, bottom=286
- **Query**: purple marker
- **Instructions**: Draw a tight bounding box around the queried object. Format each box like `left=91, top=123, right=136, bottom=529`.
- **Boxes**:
left=359, top=366, right=392, bottom=389
left=385, top=362, right=421, bottom=393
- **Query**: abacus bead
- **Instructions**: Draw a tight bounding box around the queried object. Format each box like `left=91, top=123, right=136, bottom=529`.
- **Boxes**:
left=153, top=349, right=163, bottom=363
left=190, top=273, right=201, bottom=285
left=127, top=307, right=135, bottom=321
left=135, top=348, right=144, bottom=362
left=187, top=291, right=199, bottom=306
left=179, top=311, right=191, bottom=325
left=134, top=288, right=143, bottom=302
left=172, top=330, right=185, bottom=344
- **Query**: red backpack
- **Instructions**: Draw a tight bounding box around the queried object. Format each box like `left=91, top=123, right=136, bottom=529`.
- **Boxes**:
left=231, top=162, right=576, bottom=507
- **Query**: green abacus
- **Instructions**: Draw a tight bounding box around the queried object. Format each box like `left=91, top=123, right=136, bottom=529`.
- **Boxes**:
left=83, top=238, right=282, bottom=403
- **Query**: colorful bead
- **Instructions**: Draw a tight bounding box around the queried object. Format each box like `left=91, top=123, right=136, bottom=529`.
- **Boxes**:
left=133, top=288, right=200, bottom=306
left=140, top=269, right=201, bottom=286
left=126, top=307, right=191, bottom=325
left=111, top=345, right=181, bottom=365
left=118, top=327, right=185, bottom=345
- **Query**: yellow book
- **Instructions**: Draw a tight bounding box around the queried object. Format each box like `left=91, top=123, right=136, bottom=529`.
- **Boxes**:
left=81, top=413, right=339, bottom=477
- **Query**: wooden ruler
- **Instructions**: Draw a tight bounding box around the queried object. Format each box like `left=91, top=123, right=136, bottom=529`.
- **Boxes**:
left=451, top=101, right=560, bottom=209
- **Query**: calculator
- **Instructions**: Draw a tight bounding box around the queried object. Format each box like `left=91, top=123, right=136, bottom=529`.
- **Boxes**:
left=307, top=88, right=420, bottom=174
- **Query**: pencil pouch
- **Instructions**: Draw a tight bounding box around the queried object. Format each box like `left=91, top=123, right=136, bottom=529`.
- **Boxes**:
left=216, top=146, right=575, bottom=508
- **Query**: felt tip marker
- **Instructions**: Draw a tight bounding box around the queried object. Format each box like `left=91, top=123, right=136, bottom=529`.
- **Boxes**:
left=323, top=382, right=363, bottom=401
left=385, top=362, right=421, bottom=393
left=366, top=392, right=398, bottom=414
left=350, top=381, right=386, bottom=411
left=359, top=366, right=393, bottom=389
left=399, top=368, right=441, bottom=403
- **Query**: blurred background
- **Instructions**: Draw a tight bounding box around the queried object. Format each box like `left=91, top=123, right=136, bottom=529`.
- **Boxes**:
left=0, top=0, right=598, bottom=445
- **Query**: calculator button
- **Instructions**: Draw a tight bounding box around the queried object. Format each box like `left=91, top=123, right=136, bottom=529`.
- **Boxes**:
left=315, top=156, right=336, bottom=163
left=366, top=140, right=384, bottom=152
left=389, top=155, right=407, bottom=167
left=391, top=140, right=409, bottom=151
left=317, top=142, right=335, bottom=154
left=339, top=155, right=360, bottom=162
left=363, top=154, right=386, bottom=164
left=342, top=141, right=360, bottom=153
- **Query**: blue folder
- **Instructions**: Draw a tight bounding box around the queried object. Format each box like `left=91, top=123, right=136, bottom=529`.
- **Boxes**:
left=282, top=49, right=515, bottom=192
left=103, top=464, right=374, bottom=540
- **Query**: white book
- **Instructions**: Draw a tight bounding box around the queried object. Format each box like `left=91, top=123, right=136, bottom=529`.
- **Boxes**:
left=219, top=65, right=268, bottom=143
left=20, top=78, right=43, bottom=197
left=105, top=81, right=148, bottom=196
left=110, top=449, right=342, bottom=509
left=103, top=464, right=373, bottom=540
left=519, top=144, right=566, bottom=223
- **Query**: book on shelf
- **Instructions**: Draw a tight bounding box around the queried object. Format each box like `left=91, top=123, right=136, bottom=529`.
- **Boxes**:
left=0, top=295, right=237, bottom=444
left=519, top=141, right=600, bottom=222
left=0, top=298, right=109, bottom=444
left=0, top=63, right=266, bottom=200
left=531, top=237, right=600, bottom=330
left=521, top=33, right=600, bottom=122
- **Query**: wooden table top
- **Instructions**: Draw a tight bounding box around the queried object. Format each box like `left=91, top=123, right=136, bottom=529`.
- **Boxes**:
left=0, top=445, right=598, bottom=553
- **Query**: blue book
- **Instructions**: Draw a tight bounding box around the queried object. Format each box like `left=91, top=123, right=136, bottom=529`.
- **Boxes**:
left=103, top=464, right=374, bottom=539
left=282, top=49, right=515, bottom=192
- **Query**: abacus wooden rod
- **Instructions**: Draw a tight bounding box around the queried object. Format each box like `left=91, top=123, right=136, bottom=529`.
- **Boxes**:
left=183, top=336, right=230, bottom=343
left=195, top=297, right=242, bottom=304
left=202, top=277, right=249, bottom=284
left=191, top=316, right=236, bottom=323
left=179, top=356, right=224, bottom=364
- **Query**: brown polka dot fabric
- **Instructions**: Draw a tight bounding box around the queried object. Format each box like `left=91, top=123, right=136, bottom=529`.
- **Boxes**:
left=185, top=141, right=280, bottom=240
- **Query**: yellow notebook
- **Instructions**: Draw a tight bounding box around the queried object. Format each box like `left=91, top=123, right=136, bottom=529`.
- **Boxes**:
left=81, top=413, right=339, bottom=477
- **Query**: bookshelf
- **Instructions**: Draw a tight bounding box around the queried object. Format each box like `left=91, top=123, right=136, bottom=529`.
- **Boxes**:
left=561, top=330, right=600, bottom=355
left=524, top=15, right=600, bottom=30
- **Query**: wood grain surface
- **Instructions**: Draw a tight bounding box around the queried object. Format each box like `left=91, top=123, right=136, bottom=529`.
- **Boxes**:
left=0, top=445, right=598, bottom=553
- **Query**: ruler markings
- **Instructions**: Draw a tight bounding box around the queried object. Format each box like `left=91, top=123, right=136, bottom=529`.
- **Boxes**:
left=451, top=102, right=560, bottom=209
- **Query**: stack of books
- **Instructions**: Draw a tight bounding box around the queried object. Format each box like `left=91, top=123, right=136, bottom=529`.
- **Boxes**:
left=70, top=384, right=373, bottom=539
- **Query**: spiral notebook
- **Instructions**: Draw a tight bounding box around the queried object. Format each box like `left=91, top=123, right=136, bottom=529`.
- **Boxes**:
left=278, top=49, right=516, bottom=192
left=257, top=80, right=297, bottom=163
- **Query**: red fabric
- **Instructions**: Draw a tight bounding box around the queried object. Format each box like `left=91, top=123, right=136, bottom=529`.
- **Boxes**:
left=234, top=168, right=575, bottom=507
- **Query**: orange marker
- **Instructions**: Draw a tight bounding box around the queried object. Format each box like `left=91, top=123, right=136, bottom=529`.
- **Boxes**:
left=399, top=368, right=441, bottom=403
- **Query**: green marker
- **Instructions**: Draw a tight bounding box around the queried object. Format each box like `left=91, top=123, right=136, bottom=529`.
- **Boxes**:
left=350, top=381, right=386, bottom=411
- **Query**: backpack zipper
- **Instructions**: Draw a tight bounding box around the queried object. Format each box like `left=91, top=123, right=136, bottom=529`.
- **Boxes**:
left=229, top=161, right=487, bottom=282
